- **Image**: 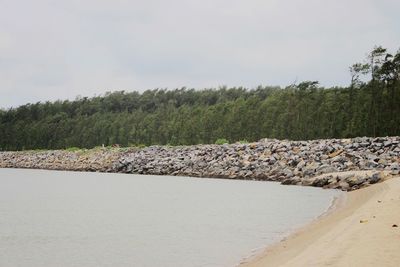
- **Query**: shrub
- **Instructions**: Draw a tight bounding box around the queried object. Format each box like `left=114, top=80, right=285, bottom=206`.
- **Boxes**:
left=65, top=147, right=81, bottom=152
left=215, top=138, right=229, bottom=145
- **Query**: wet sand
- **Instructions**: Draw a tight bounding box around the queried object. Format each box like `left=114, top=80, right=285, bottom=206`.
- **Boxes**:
left=241, top=176, right=400, bottom=267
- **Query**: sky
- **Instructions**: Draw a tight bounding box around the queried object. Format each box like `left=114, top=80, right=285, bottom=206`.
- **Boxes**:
left=1, top=0, right=399, bottom=108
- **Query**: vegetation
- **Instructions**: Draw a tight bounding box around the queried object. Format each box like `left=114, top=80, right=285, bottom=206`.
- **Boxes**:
left=215, top=138, right=229, bottom=145
left=65, top=147, right=82, bottom=152
left=0, top=46, right=399, bottom=151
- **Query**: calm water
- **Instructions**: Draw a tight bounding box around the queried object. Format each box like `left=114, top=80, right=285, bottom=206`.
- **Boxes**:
left=0, top=168, right=340, bottom=267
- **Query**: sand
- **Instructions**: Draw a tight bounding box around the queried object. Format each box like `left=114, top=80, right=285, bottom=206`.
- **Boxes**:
left=240, top=176, right=400, bottom=267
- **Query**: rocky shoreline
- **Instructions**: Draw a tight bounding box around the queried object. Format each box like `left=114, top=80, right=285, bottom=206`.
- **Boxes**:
left=1, top=137, right=399, bottom=191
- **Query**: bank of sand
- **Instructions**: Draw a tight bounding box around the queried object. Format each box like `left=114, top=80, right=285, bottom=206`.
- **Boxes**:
left=241, top=176, right=400, bottom=267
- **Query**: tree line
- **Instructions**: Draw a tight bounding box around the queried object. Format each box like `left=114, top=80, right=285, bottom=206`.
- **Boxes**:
left=0, top=46, right=399, bottom=151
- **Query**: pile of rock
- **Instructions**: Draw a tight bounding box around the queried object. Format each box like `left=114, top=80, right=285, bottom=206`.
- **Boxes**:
left=1, top=137, right=399, bottom=191
left=0, top=149, right=120, bottom=172
left=113, top=137, right=400, bottom=191
left=285, top=171, right=386, bottom=191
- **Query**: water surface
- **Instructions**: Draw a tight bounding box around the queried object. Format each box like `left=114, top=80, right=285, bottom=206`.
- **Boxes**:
left=0, top=168, right=340, bottom=267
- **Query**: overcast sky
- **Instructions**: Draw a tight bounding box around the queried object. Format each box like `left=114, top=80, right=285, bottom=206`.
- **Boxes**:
left=1, top=0, right=399, bottom=108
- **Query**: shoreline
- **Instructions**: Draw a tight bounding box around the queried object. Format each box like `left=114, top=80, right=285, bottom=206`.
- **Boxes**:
left=238, top=188, right=346, bottom=266
left=240, top=176, right=400, bottom=267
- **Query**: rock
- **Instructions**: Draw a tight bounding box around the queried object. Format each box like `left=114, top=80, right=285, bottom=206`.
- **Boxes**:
left=268, top=157, right=277, bottom=165
left=281, top=177, right=299, bottom=185
left=390, top=163, right=400, bottom=175
left=303, top=169, right=315, bottom=177
left=303, top=161, right=319, bottom=177
left=328, top=149, right=343, bottom=158
left=316, top=164, right=338, bottom=174
left=369, top=172, right=383, bottom=184
left=281, top=168, right=294, bottom=178
left=311, top=176, right=329, bottom=187
left=326, top=175, right=339, bottom=187
left=296, top=160, right=306, bottom=170
left=365, top=160, right=379, bottom=168
left=378, top=158, right=388, bottom=165
left=390, top=163, right=399, bottom=170
left=383, top=140, right=392, bottom=147
left=367, top=154, right=379, bottom=162
left=346, top=175, right=366, bottom=187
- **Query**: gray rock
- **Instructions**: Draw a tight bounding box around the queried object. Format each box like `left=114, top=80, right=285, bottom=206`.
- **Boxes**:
left=281, top=168, right=294, bottom=178
left=281, top=177, right=298, bottom=185
left=390, top=163, right=400, bottom=170
left=346, top=175, right=366, bottom=187
left=316, top=164, right=338, bottom=174
left=311, top=176, right=329, bottom=187
left=296, top=160, right=306, bottom=170
left=369, top=172, right=382, bottom=184
left=383, top=140, right=392, bottom=147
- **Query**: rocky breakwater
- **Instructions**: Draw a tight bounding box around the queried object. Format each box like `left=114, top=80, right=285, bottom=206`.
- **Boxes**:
left=0, top=148, right=122, bottom=172
left=114, top=137, right=400, bottom=191
left=1, top=137, right=399, bottom=191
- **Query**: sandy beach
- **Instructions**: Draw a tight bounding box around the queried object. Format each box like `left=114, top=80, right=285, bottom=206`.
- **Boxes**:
left=241, top=176, right=400, bottom=267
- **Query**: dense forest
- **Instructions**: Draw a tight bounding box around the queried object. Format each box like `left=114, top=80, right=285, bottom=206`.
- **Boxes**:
left=1, top=46, right=399, bottom=151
